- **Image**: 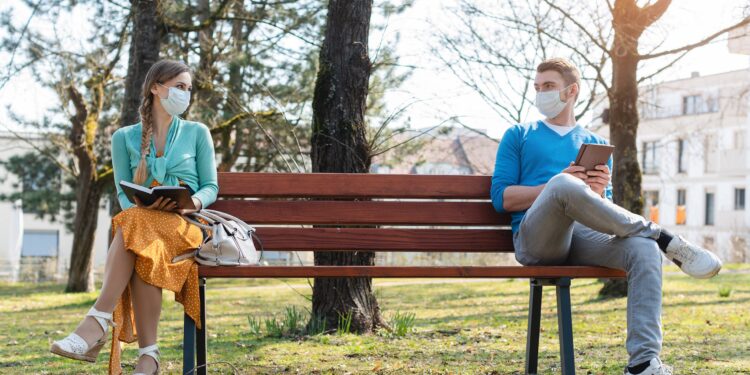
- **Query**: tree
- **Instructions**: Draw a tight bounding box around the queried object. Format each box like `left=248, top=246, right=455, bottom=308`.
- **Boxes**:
left=159, top=0, right=325, bottom=174
left=0, top=1, right=131, bottom=292
left=437, top=0, right=750, bottom=297
left=109, top=0, right=165, bottom=224
left=309, top=0, right=387, bottom=333
left=0, top=0, right=411, bottom=295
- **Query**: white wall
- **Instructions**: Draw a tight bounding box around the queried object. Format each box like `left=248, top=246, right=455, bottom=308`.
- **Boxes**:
left=0, top=132, right=111, bottom=282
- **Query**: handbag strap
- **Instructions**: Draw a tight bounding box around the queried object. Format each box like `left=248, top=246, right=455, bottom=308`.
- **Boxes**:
left=171, top=249, right=197, bottom=263
left=182, top=211, right=215, bottom=231
left=201, top=209, right=256, bottom=234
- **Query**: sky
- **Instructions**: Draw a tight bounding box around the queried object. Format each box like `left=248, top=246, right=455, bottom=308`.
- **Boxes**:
left=1, top=0, right=750, bottom=140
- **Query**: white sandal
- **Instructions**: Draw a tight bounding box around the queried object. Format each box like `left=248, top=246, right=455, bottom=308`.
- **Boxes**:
left=50, top=306, right=115, bottom=363
left=134, top=344, right=160, bottom=375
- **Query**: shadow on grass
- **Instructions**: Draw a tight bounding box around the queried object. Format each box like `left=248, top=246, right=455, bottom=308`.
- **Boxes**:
left=0, top=282, right=66, bottom=297
left=12, top=298, right=98, bottom=314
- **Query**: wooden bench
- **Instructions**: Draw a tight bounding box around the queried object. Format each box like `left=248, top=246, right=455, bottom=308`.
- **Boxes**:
left=182, top=172, right=626, bottom=375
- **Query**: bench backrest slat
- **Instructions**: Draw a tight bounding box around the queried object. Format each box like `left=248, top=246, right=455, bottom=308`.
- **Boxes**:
left=210, top=200, right=510, bottom=226
left=253, top=228, right=514, bottom=252
left=218, top=172, right=491, bottom=199
left=216, top=172, right=513, bottom=253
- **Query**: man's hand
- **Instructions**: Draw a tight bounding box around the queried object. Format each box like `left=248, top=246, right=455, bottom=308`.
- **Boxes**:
left=585, top=164, right=610, bottom=197
left=176, top=197, right=203, bottom=216
left=562, top=162, right=587, bottom=181
left=134, top=196, right=177, bottom=211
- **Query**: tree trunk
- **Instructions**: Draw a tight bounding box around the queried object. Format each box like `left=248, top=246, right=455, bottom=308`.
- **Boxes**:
left=110, top=0, right=163, bottom=230
left=599, top=2, right=649, bottom=298
left=217, top=0, right=246, bottom=172
left=65, top=177, right=103, bottom=292
left=310, top=0, right=384, bottom=333
left=121, top=0, right=163, bottom=128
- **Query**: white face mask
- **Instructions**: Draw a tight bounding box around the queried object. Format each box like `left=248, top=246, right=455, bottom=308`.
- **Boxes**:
left=535, top=84, right=573, bottom=119
left=158, top=83, right=190, bottom=116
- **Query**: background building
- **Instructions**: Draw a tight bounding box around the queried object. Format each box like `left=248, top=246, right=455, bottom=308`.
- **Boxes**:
left=0, top=131, right=111, bottom=282
left=592, top=69, right=750, bottom=263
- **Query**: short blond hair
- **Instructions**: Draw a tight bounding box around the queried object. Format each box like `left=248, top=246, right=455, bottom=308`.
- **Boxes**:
left=536, top=57, right=581, bottom=87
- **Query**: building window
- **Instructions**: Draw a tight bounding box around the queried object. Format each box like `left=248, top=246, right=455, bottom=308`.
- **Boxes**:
left=21, top=230, right=59, bottom=257
left=705, top=95, right=719, bottom=113
left=677, top=189, right=687, bottom=206
left=676, top=189, right=687, bottom=225
left=705, top=192, right=715, bottom=226
left=642, top=141, right=658, bottom=174
left=735, top=188, right=746, bottom=210
left=644, top=190, right=659, bottom=223
left=19, top=230, right=59, bottom=282
left=683, top=95, right=701, bottom=115
left=677, top=139, right=687, bottom=173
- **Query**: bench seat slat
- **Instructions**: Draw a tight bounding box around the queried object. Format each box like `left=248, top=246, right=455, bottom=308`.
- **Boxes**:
left=253, top=228, right=514, bottom=251
left=198, top=266, right=626, bottom=279
left=210, top=200, right=510, bottom=226
left=218, top=172, right=491, bottom=199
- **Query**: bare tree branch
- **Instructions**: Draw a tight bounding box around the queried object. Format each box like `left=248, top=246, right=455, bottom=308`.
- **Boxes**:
left=541, top=0, right=611, bottom=55
left=640, top=17, right=750, bottom=59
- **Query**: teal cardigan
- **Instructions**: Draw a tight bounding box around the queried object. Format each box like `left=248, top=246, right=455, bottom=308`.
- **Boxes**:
left=111, top=116, right=219, bottom=210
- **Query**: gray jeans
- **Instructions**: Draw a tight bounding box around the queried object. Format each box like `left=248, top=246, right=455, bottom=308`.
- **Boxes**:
left=513, top=173, right=663, bottom=367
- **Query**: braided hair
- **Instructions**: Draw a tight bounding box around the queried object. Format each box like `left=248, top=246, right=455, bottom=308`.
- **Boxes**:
left=133, top=60, right=191, bottom=184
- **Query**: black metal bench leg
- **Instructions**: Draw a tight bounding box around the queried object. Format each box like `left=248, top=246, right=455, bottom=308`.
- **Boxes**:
left=183, top=312, right=196, bottom=374
left=555, top=277, right=575, bottom=375
left=197, top=277, right=207, bottom=375
left=526, top=279, right=543, bottom=375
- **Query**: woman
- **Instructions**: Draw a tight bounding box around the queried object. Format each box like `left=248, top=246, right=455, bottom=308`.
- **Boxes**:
left=50, top=60, right=218, bottom=375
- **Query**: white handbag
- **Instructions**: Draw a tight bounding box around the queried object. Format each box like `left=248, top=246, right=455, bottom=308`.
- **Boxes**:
left=173, top=208, right=262, bottom=266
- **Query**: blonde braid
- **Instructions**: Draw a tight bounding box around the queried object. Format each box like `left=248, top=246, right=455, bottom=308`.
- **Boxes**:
left=133, top=95, right=154, bottom=185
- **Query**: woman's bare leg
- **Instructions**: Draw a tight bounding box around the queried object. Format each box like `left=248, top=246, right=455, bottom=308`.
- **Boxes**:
left=131, top=271, right=162, bottom=373
left=72, top=227, right=134, bottom=346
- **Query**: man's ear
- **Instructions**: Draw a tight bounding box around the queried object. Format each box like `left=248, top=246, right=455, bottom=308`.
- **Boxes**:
left=567, top=83, right=579, bottom=102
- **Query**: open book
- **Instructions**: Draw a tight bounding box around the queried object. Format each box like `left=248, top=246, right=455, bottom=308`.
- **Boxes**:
left=120, top=180, right=196, bottom=210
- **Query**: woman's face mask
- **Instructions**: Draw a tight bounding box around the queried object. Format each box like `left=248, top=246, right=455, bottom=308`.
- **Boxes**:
left=158, top=82, right=191, bottom=116
left=535, top=84, right=573, bottom=119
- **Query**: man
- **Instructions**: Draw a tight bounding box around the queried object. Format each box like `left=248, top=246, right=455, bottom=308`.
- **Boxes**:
left=491, top=57, right=721, bottom=375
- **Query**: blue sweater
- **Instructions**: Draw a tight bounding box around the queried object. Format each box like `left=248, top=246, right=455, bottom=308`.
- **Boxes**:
left=491, top=120, right=613, bottom=233
left=111, top=116, right=219, bottom=210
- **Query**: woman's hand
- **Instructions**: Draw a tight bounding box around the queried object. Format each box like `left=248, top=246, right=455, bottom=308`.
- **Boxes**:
left=134, top=196, right=177, bottom=211
left=176, top=197, right=203, bottom=216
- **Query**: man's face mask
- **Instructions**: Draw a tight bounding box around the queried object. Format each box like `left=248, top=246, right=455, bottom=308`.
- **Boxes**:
left=535, top=84, right=574, bottom=119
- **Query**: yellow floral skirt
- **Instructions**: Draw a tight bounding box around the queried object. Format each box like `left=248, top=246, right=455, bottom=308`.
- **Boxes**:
left=107, top=206, right=203, bottom=374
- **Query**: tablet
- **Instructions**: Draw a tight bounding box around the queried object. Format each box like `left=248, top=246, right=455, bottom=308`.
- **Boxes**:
left=574, top=143, right=615, bottom=171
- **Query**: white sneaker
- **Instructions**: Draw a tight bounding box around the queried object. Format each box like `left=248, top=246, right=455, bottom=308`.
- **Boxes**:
left=624, top=358, right=673, bottom=375
left=665, top=235, right=722, bottom=279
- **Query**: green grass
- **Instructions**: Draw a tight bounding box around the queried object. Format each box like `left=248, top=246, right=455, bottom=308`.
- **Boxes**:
left=2, top=265, right=749, bottom=374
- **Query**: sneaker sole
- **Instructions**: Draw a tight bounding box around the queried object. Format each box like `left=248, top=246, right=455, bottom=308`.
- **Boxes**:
left=686, top=262, right=722, bottom=279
